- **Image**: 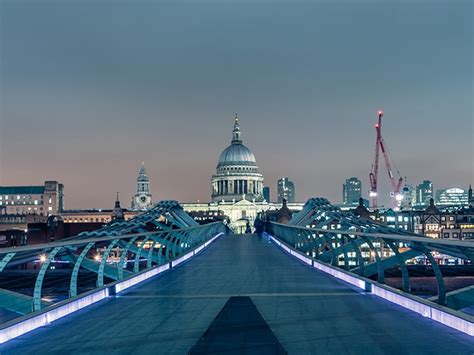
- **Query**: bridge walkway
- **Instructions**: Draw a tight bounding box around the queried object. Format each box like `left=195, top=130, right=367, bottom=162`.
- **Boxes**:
left=2, top=234, right=473, bottom=354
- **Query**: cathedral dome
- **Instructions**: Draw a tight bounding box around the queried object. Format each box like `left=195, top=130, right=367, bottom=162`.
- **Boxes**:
left=216, top=116, right=257, bottom=168
left=211, top=115, right=264, bottom=202
left=217, top=143, right=257, bottom=168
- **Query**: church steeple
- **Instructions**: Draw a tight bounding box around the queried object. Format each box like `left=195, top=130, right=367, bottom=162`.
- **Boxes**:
left=232, top=113, right=242, bottom=144
left=112, top=192, right=125, bottom=221
left=115, top=192, right=121, bottom=208
left=131, top=162, right=153, bottom=210
left=136, top=162, right=150, bottom=194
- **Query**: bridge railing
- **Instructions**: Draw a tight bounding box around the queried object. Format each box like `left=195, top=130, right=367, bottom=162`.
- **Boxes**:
left=267, top=221, right=474, bottom=335
left=267, top=221, right=474, bottom=307
left=0, top=222, right=226, bottom=328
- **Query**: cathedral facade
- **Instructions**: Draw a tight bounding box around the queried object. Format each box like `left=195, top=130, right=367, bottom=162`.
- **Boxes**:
left=184, top=116, right=304, bottom=233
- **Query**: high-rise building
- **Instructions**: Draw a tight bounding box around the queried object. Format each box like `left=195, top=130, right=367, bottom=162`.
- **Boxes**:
left=263, top=186, right=270, bottom=202
left=415, top=180, right=433, bottom=206
left=0, top=181, right=64, bottom=215
left=277, top=178, right=295, bottom=203
left=399, top=183, right=416, bottom=210
left=435, top=187, right=469, bottom=206
left=342, top=177, right=361, bottom=206
left=469, top=185, right=473, bottom=206
left=131, top=162, right=153, bottom=210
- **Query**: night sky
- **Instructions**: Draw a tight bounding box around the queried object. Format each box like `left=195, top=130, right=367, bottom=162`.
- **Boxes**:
left=1, top=0, right=472, bottom=209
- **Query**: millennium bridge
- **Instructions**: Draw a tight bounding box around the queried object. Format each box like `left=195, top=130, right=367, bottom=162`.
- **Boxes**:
left=1, top=199, right=474, bottom=353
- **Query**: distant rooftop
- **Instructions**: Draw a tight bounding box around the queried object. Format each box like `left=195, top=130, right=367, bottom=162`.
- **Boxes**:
left=0, top=186, right=44, bottom=195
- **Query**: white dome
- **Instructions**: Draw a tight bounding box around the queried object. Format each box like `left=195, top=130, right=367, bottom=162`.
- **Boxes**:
left=217, top=143, right=257, bottom=168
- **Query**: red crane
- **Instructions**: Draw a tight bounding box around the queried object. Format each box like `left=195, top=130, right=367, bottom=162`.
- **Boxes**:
left=369, top=110, right=404, bottom=209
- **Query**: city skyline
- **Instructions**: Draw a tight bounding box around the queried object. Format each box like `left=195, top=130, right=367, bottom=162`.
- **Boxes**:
left=1, top=1, right=472, bottom=209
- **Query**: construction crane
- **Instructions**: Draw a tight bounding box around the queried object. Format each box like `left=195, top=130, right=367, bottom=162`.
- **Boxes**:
left=369, top=110, right=404, bottom=209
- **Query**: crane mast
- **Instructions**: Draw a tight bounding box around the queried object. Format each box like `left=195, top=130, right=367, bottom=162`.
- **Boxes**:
left=369, top=111, right=403, bottom=209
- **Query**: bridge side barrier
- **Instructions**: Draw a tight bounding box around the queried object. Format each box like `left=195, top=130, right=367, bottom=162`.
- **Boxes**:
left=0, top=231, right=225, bottom=345
left=0, top=288, right=109, bottom=344
left=114, top=232, right=224, bottom=294
left=266, top=232, right=474, bottom=336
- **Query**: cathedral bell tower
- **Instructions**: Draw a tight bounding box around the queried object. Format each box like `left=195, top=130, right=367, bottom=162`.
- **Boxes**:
left=131, top=162, right=153, bottom=210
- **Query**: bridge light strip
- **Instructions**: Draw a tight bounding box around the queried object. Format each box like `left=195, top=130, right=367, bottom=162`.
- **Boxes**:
left=171, top=233, right=223, bottom=268
left=194, top=244, right=206, bottom=254
left=268, top=234, right=367, bottom=290
left=312, top=261, right=367, bottom=290
left=0, top=232, right=225, bottom=345
left=0, top=289, right=109, bottom=344
left=171, top=251, right=194, bottom=268
left=372, top=285, right=431, bottom=318
left=289, top=250, right=312, bottom=265
left=114, top=264, right=170, bottom=294
left=268, top=233, right=474, bottom=336
left=372, top=285, right=474, bottom=336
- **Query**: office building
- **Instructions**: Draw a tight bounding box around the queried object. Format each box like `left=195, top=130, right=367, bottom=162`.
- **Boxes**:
left=415, top=180, right=433, bottom=206
left=263, top=186, right=270, bottom=202
left=435, top=187, right=469, bottom=206
left=0, top=181, right=64, bottom=216
left=277, top=178, right=295, bottom=203
left=342, top=177, right=362, bottom=206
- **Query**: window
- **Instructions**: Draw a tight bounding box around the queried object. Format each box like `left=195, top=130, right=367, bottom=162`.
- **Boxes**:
left=449, top=216, right=454, bottom=221
left=443, top=233, right=449, bottom=238
left=453, top=233, right=459, bottom=238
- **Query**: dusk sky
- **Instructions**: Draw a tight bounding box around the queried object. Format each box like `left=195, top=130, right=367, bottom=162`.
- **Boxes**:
left=0, top=0, right=472, bottom=209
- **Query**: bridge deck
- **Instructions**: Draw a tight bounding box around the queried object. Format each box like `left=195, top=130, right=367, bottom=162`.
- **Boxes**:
left=3, top=234, right=474, bottom=354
